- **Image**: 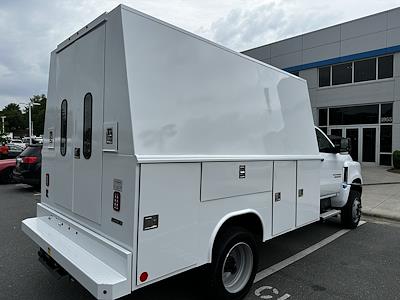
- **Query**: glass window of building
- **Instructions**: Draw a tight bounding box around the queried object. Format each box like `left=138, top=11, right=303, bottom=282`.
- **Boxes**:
left=380, top=125, right=392, bottom=153
left=329, top=105, right=379, bottom=125
left=378, top=55, right=393, bottom=79
left=319, top=108, right=328, bottom=126
left=381, top=103, right=393, bottom=123
left=354, top=58, right=376, bottom=82
left=319, top=67, right=331, bottom=87
left=332, top=63, right=352, bottom=85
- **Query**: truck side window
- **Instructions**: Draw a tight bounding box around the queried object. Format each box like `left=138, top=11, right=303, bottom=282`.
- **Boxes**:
left=83, top=93, right=92, bottom=159
left=60, top=99, right=67, bottom=156
left=316, top=129, right=335, bottom=153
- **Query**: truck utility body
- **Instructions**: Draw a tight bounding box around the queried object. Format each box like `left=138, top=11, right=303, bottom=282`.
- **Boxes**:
left=22, top=5, right=362, bottom=300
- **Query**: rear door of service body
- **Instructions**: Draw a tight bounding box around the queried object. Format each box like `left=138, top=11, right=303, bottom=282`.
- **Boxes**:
left=52, top=24, right=105, bottom=224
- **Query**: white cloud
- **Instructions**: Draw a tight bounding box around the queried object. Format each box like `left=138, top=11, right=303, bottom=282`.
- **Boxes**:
left=0, top=0, right=399, bottom=109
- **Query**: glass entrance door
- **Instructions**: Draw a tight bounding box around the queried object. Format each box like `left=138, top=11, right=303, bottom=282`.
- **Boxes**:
left=362, top=127, right=377, bottom=164
left=346, top=128, right=359, bottom=161
left=328, top=126, right=378, bottom=165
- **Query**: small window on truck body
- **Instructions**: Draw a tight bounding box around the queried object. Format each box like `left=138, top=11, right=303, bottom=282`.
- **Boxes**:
left=83, top=93, right=92, bottom=159
left=60, top=99, right=67, bottom=156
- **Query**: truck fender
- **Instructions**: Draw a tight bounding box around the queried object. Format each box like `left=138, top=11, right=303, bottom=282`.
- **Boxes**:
left=344, top=161, right=363, bottom=185
left=332, top=161, right=363, bottom=208
left=207, top=209, right=264, bottom=263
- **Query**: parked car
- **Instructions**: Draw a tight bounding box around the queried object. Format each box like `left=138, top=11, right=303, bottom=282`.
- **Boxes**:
left=13, top=144, right=42, bottom=187
left=6, top=144, right=24, bottom=158
left=0, top=143, right=8, bottom=159
left=9, top=139, right=26, bottom=149
left=0, top=159, right=16, bottom=183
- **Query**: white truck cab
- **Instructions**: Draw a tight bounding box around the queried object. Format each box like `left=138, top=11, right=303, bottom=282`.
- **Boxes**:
left=21, top=5, right=362, bottom=300
left=316, top=127, right=363, bottom=228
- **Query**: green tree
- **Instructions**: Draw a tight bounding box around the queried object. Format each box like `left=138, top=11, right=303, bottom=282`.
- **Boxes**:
left=0, top=103, right=24, bottom=132
left=22, top=94, right=47, bottom=136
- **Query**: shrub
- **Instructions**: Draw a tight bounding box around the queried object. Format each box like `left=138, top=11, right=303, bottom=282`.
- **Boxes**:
left=393, top=150, right=400, bottom=169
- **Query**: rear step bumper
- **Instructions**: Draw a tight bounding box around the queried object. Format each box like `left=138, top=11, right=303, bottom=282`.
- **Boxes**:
left=21, top=204, right=132, bottom=300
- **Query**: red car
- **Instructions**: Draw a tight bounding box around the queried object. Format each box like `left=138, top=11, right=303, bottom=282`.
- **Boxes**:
left=0, top=159, right=16, bottom=183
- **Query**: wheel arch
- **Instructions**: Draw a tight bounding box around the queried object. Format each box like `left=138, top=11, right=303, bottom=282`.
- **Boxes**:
left=208, top=209, right=264, bottom=263
left=351, top=178, right=362, bottom=196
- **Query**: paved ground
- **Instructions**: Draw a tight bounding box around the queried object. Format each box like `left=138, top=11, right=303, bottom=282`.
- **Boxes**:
left=361, top=166, right=400, bottom=221
left=1, top=183, right=400, bottom=300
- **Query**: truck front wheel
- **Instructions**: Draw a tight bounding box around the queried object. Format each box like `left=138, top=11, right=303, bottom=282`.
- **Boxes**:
left=208, top=227, right=258, bottom=300
left=341, top=190, right=362, bottom=229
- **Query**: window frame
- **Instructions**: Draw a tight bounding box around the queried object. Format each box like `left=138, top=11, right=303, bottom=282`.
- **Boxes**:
left=83, top=93, right=93, bottom=160
left=315, top=127, right=336, bottom=153
left=60, top=99, right=68, bottom=156
left=354, top=57, right=377, bottom=83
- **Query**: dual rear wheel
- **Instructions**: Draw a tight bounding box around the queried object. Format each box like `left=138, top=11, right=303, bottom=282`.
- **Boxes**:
left=207, top=227, right=258, bottom=300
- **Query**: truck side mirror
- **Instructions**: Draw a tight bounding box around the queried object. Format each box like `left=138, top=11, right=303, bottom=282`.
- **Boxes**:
left=334, top=137, right=351, bottom=154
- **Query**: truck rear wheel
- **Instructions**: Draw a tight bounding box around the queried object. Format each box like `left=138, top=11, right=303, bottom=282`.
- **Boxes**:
left=341, top=190, right=362, bottom=229
left=208, top=227, right=258, bottom=300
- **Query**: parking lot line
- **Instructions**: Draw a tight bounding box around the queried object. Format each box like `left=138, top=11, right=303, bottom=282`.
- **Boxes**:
left=254, top=221, right=366, bottom=283
left=33, top=193, right=41, bottom=196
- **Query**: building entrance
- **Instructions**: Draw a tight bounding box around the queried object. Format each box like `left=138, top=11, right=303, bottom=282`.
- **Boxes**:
left=328, top=126, right=379, bottom=165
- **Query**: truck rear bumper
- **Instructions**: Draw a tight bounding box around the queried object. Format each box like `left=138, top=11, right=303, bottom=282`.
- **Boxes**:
left=21, top=203, right=132, bottom=299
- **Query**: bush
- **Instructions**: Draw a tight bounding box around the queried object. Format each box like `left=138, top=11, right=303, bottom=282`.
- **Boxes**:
left=394, top=150, right=400, bottom=169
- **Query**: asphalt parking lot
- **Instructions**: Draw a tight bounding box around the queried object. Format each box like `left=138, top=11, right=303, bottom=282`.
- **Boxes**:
left=1, top=183, right=400, bottom=300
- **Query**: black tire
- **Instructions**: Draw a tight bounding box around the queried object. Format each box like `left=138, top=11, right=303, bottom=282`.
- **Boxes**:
left=207, top=227, right=258, bottom=300
left=341, top=190, right=362, bottom=229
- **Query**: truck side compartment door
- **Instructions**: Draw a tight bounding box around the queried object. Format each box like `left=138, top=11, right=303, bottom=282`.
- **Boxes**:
left=272, top=161, right=296, bottom=235
left=296, top=160, right=320, bottom=227
left=137, top=163, right=200, bottom=285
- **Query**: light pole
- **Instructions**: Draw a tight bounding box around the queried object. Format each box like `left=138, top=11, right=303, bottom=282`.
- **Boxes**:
left=0, top=116, right=5, bottom=134
left=24, top=102, right=40, bottom=144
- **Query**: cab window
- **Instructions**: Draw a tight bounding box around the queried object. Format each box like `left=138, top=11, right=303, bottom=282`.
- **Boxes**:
left=316, top=129, right=335, bottom=153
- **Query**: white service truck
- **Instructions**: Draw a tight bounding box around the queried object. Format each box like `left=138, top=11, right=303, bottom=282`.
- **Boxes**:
left=22, top=5, right=362, bottom=300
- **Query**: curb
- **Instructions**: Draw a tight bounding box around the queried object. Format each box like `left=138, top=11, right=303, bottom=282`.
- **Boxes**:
left=363, top=210, right=400, bottom=223
left=363, top=182, right=400, bottom=186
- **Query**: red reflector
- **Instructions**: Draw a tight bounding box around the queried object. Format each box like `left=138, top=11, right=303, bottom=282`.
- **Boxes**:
left=139, top=272, right=148, bottom=282
left=22, top=156, right=38, bottom=164
left=46, top=173, right=50, bottom=187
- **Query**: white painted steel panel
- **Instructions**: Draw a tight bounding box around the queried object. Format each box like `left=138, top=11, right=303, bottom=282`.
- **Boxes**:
left=388, top=28, right=400, bottom=47
left=296, top=160, right=320, bottom=227
left=340, top=13, right=387, bottom=40
left=395, top=53, right=400, bottom=78
left=137, top=163, right=200, bottom=284
left=340, top=32, right=387, bottom=56
left=72, top=24, right=105, bottom=224
left=121, top=7, right=318, bottom=159
left=270, top=36, right=302, bottom=57
left=299, top=69, right=318, bottom=89
left=270, top=51, right=303, bottom=69
left=302, top=43, right=340, bottom=64
left=302, top=26, right=341, bottom=49
left=272, top=161, right=296, bottom=235
left=201, top=161, right=273, bottom=201
left=388, top=8, right=400, bottom=29
left=242, top=46, right=271, bottom=62
left=315, top=80, right=395, bottom=108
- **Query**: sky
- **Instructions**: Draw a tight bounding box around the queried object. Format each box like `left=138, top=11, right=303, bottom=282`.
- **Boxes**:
left=0, top=0, right=400, bottom=109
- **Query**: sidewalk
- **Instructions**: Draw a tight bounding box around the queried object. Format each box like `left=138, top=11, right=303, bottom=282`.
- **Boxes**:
left=361, top=166, right=400, bottom=221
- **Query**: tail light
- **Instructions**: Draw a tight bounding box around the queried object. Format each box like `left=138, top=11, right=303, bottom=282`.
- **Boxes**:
left=22, top=156, right=38, bottom=164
